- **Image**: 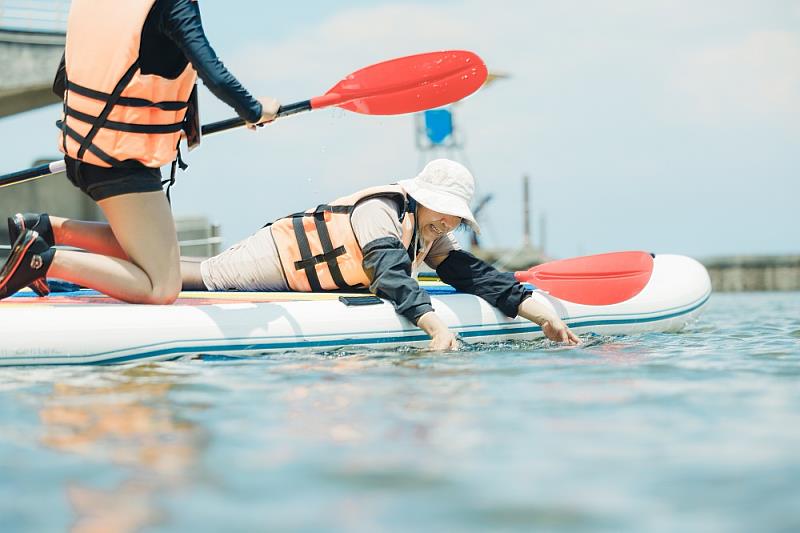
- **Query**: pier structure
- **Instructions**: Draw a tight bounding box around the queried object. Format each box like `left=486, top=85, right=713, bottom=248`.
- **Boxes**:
left=704, top=255, right=800, bottom=292
left=0, top=4, right=81, bottom=232
left=0, top=1, right=67, bottom=118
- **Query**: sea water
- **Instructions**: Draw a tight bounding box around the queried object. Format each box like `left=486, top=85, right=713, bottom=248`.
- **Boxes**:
left=0, top=292, right=798, bottom=532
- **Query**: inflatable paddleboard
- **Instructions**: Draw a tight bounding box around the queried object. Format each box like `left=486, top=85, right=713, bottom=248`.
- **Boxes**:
left=0, top=254, right=711, bottom=366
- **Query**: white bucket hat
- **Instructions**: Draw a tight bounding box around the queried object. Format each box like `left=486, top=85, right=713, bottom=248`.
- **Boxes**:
left=397, top=159, right=480, bottom=234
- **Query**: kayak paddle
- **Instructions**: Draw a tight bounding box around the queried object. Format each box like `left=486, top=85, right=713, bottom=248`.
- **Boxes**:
left=1, top=50, right=487, bottom=188
left=515, top=251, right=655, bottom=306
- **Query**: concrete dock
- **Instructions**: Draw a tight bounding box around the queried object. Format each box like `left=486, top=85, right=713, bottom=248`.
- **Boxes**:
left=703, top=255, right=800, bottom=292
left=0, top=26, right=64, bottom=118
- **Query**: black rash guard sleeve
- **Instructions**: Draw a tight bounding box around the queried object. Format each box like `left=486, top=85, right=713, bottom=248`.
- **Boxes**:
left=161, top=0, right=263, bottom=123
left=361, top=237, right=434, bottom=325
left=436, top=250, right=532, bottom=318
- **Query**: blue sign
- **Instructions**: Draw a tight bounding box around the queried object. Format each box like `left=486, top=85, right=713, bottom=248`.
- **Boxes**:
left=424, top=109, right=453, bottom=145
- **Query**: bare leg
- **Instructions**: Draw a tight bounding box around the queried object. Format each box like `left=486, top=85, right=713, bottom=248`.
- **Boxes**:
left=47, top=192, right=181, bottom=304
left=180, top=259, right=208, bottom=291
left=50, top=216, right=128, bottom=259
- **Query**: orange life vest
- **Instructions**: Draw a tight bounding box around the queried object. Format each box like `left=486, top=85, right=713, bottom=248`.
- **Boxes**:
left=270, top=186, right=416, bottom=292
left=57, top=0, right=197, bottom=169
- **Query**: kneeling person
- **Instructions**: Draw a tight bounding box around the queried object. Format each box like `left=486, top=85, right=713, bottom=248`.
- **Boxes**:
left=182, top=159, right=579, bottom=349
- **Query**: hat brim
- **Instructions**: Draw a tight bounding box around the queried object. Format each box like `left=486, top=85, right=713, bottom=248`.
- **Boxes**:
left=398, top=179, right=481, bottom=234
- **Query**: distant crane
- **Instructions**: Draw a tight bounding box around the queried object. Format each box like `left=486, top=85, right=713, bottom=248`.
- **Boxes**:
left=469, top=193, right=494, bottom=248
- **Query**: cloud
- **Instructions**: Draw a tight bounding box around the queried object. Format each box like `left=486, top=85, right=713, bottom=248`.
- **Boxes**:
left=230, top=3, right=477, bottom=92
left=668, top=31, right=800, bottom=123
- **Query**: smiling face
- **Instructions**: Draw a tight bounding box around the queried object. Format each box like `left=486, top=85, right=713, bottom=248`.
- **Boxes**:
left=416, top=204, right=462, bottom=243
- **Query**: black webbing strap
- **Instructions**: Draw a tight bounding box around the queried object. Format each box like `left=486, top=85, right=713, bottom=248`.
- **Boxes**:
left=76, top=61, right=141, bottom=160
left=312, top=204, right=352, bottom=215
left=291, top=216, right=323, bottom=292
left=405, top=196, right=416, bottom=216
left=310, top=210, right=358, bottom=290
left=65, top=105, right=183, bottom=134
left=60, top=122, right=131, bottom=167
left=268, top=202, right=356, bottom=227
left=405, top=196, right=419, bottom=260
left=164, top=143, right=188, bottom=204
left=292, top=247, right=349, bottom=278
left=66, top=81, right=188, bottom=111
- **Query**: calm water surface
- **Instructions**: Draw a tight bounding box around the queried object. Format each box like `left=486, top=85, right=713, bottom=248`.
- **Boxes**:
left=1, top=292, right=798, bottom=532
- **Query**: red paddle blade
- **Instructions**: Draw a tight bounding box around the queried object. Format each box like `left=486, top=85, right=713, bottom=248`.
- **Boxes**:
left=310, top=50, right=488, bottom=115
left=514, top=251, right=655, bottom=306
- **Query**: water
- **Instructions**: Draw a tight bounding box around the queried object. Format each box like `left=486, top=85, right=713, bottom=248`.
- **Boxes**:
left=1, top=293, right=798, bottom=532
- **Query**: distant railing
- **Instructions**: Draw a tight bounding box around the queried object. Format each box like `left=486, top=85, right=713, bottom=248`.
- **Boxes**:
left=0, top=0, right=69, bottom=34
left=1, top=235, right=224, bottom=256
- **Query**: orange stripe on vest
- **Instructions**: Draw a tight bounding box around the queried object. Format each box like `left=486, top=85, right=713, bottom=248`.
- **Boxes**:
left=59, top=0, right=197, bottom=168
left=270, top=185, right=415, bottom=292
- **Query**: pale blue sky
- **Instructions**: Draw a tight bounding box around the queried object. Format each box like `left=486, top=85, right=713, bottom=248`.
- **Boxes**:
left=2, top=0, right=799, bottom=259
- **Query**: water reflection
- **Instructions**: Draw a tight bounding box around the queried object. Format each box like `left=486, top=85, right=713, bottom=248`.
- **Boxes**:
left=38, top=367, right=204, bottom=533
left=1, top=293, right=796, bottom=531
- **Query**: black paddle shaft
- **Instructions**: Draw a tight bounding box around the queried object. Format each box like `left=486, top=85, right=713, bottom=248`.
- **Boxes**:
left=200, top=100, right=312, bottom=136
left=0, top=100, right=313, bottom=188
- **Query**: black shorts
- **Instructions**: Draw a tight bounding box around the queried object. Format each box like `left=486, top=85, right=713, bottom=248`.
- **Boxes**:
left=64, top=157, right=164, bottom=202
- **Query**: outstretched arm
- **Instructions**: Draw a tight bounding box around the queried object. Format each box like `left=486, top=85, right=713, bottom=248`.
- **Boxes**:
left=362, top=237, right=458, bottom=350
left=517, top=297, right=580, bottom=345
left=436, top=250, right=579, bottom=345
left=163, top=0, right=279, bottom=125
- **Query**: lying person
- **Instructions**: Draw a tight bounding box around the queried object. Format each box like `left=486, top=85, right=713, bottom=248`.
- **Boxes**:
left=182, top=159, right=580, bottom=350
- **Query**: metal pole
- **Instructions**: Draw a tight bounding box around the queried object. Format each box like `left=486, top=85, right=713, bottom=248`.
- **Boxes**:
left=210, top=223, right=222, bottom=256
left=522, top=174, right=531, bottom=247
left=539, top=213, right=547, bottom=256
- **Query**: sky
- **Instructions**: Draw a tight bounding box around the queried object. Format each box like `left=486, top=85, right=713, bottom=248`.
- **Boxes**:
left=2, top=0, right=799, bottom=259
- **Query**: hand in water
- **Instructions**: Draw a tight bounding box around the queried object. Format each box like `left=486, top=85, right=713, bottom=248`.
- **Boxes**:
left=417, top=311, right=461, bottom=351
left=542, top=318, right=580, bottom=345
left=429, top=330, right=460, bottom=351
left=517, top=298, right=580, bottom=346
